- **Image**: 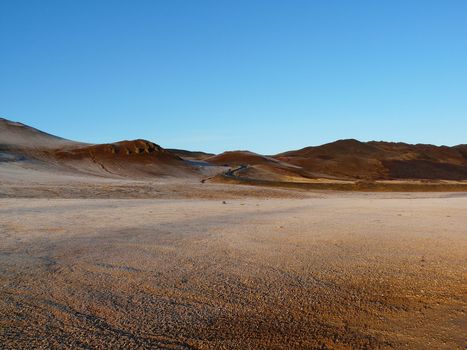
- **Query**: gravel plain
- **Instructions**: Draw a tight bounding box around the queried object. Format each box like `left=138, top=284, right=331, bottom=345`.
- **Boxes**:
left=0, top=187, right=466, bottom=349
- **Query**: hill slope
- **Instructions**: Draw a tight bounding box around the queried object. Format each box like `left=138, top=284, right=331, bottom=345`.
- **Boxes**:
left=0, top=118, right=197, bottom=179
left=275, top=139, right=467, bottom=180
left=2, top=118, right=466, bottom=182
left=0, top=117, right=82, bottom=151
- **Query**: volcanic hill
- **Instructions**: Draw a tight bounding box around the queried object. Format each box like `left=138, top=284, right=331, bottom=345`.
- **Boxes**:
left=0, top=118, right=198, bottom=179
left=1, top=117, right=466, bottom=184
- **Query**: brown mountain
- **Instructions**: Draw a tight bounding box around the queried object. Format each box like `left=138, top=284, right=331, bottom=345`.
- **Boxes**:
left=0, top=117, right=196, bottom=178
left=52, top=140, right=193, bottom=177
left=167, top=149, right=214, bottom=160
left=275, top=139, right=467, bottom=180
left=204, top=151, right=316, bottom=181
left=2, top=118, right=466, bottom=182
left=204, top=151, right=280, bottom=166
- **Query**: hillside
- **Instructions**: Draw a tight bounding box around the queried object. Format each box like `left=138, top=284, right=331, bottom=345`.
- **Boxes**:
left=0, top=118, right=197, bottom=179
left=2, top=118, right=466, bottom=183
left=274, top=139, right=467, bottom=180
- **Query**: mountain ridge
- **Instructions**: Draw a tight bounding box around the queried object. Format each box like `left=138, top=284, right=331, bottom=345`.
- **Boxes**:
left=1, top=117, right=466, bottom=181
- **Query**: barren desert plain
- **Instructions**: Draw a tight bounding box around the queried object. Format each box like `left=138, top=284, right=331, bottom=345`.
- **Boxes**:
left=0, top=118, right=466, bottom=349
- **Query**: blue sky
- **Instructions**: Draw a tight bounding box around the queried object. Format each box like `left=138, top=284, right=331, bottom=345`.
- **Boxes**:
left=1, top=0, right=466, bottom=154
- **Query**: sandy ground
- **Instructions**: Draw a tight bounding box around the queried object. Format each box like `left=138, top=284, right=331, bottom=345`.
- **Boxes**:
left=0, top=187, right=466, bottom=349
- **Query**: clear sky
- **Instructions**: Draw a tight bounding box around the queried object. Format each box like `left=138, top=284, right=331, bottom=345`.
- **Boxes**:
left=1, top=1, right=466, bottom=154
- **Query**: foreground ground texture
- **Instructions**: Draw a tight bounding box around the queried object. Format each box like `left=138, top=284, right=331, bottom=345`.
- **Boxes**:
left=0, top=191, right=466, bottom=349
